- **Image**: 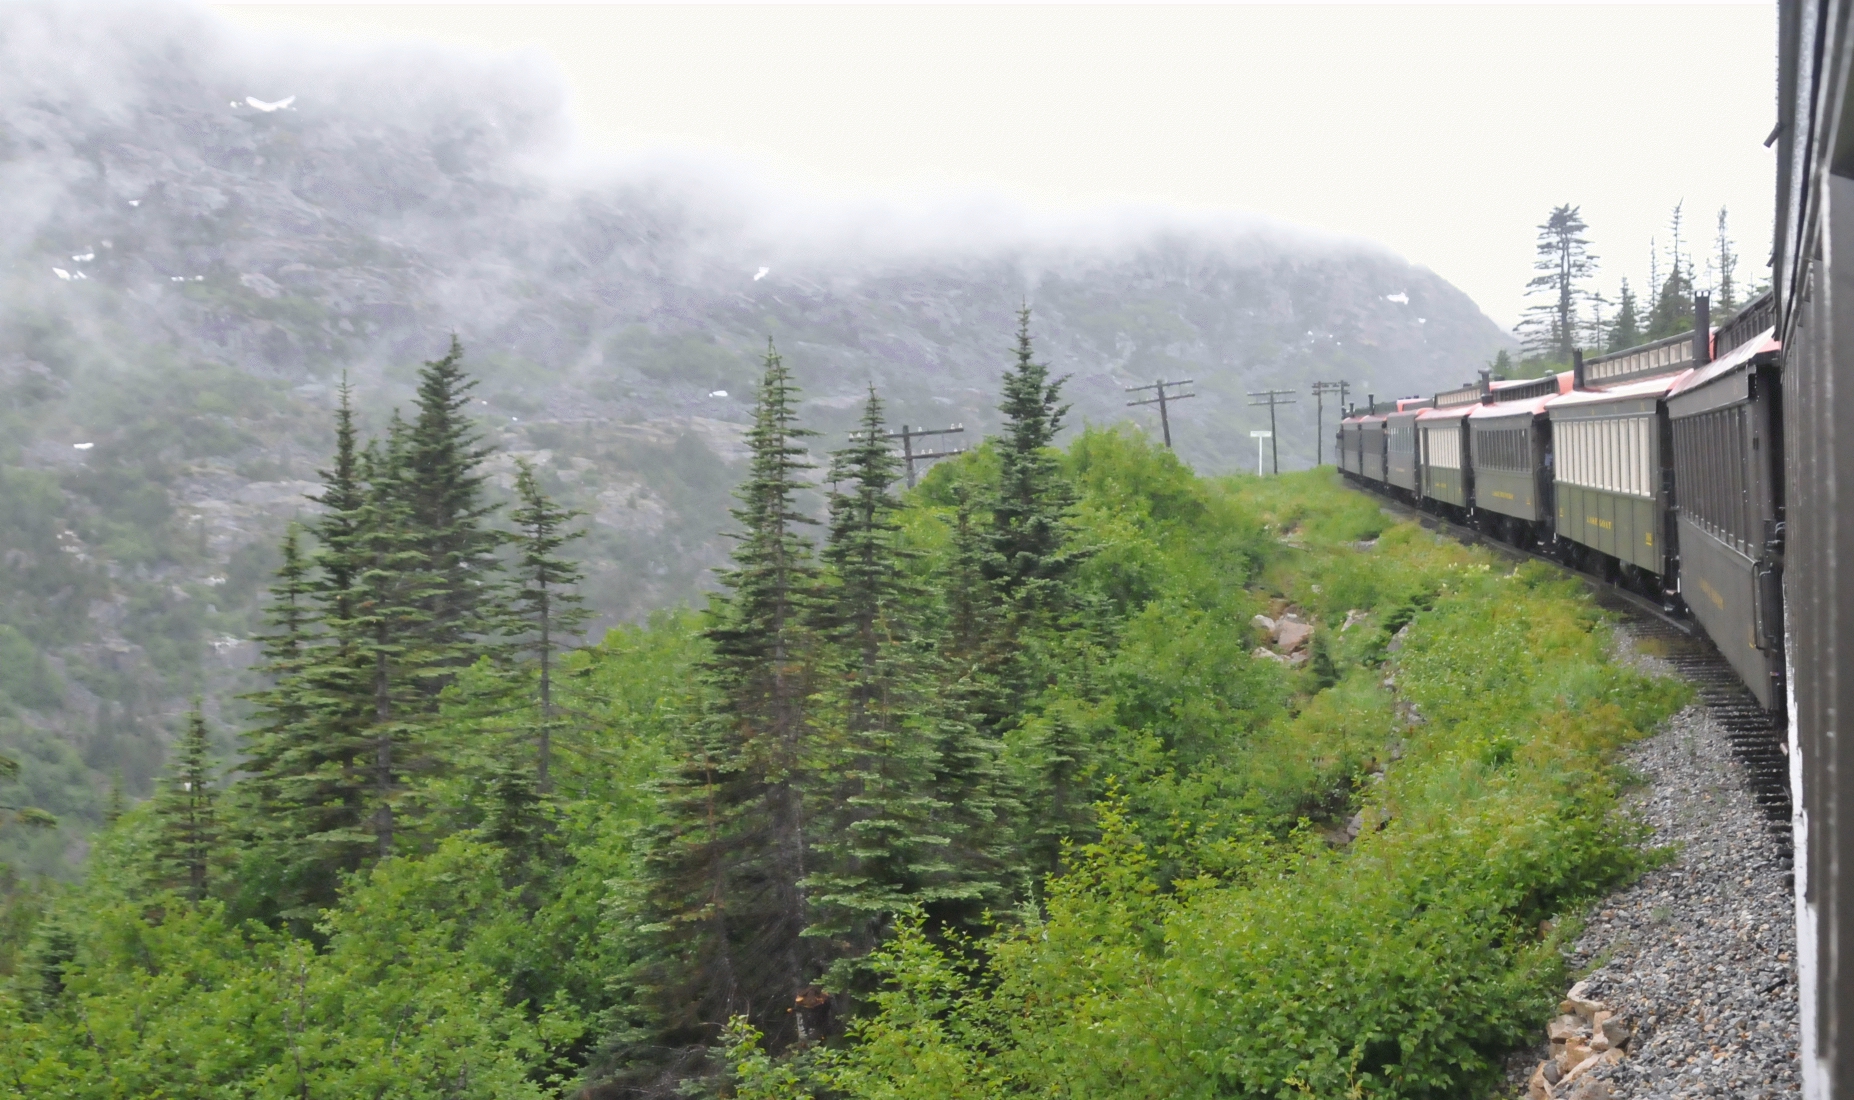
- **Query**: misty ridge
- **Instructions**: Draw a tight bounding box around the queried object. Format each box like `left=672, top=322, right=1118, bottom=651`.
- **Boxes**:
left=0, top=2, right=1509, bottom=870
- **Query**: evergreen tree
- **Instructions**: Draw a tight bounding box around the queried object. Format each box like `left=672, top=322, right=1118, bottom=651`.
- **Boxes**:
left=1714, top=206, right=1739, bottom=312
left=1647, top=203, right=1697, bottom=340
left=344, top=424, right=439, bottom=858
left=509, top=459, right=589, bottom=793
left=1607, top=279, right=1643, bottom=351
left=985, top=307, right=1082, bottom=624
left=804, top=388, right=955, bottom=965
left=104, top=771, right=125, bottom=826
left=239, top=524, right=316, bottom=822
left=1488, top=349, right=1514, bottom=379
left=152, top=704, right=219, bottom=902
left=242, top=386, right=377, bottom=914
left=929, top=485, right=1021, bottom=918
left=1518, top=204, right=1599, bottom=362
left=403, top=337, right=504, bottom=667
left=643, top=340, right=820, bottom=1052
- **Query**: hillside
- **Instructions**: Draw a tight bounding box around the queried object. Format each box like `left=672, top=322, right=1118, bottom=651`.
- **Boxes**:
left=0, top=412, right=1685, bottom=1098
left=0, top=2, right=1512, bottom=870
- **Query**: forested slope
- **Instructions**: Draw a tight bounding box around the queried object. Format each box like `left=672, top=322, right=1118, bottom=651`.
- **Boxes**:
left=0, top=3, right=1513, bottom=870
left=0, top=329, right=1681, bottom=1099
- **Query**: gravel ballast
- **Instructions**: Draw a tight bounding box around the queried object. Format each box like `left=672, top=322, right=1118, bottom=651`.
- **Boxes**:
left=1505, top=628, right=1800, bottom=1099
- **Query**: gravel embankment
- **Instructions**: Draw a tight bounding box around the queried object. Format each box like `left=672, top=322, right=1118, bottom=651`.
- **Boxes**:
left=1504, top=631, right=1799, bottom=1099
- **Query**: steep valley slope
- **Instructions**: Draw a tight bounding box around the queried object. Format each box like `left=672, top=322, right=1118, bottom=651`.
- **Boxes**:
left=0, top=3, right=1512, bottom=872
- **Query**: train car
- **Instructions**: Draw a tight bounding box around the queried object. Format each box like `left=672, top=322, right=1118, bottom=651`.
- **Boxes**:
left=1384, top=398, right=1432, bottom=498
left=1546, top=326, right=1706, bottom=593
left=1358, top=406, right=1388, bottom=484
left=1337, top=419, right=1361, bottom=476
left=1467, top=375, right=1568, bottom=548
left=1415, top=403, right=1474, bottom=518
left=1666, top=299, right=1783, bottom=709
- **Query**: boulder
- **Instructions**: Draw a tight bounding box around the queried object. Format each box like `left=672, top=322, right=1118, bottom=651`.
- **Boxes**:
left=1251, top=614, right=1277, bottom=634
left=1547, top=1014, right=1586, bottom=1043
left=1526, top=1062, right=1553, bottom=1100
left=1276, top=620, right=1315, bottom=653
left=1561, top=981, right=1606, bottom=1021
left=1599, top=1016, right=1632, bottom=1050
left=1252, top=647, right=1288, bottom=664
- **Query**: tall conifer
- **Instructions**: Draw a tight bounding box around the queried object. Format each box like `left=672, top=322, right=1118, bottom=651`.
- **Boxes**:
left=345, top=424, right=438, bottom=857
left=1518, top=204, right=1599, bottom=362
left=986, top=307, right=1081, bottom=621
left=404, top=336, right=502, bottom=665
left=804, top=388, right=953, bottom=963
left=644, top=339, right=820, bottom=1051
left=509, top=458, right=589, bottom=792
left=1607, top=279, right=1643, bottom=351
left=153, top=704, right=219, bottom=902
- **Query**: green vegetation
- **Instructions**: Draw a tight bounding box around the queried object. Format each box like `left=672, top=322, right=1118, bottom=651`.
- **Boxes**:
left=0, top=321, right=1684, bottom=1098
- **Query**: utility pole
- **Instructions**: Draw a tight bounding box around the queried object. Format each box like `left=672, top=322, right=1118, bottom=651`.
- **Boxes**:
left=1247, top=389, right=1298, bottom=474
left=882, top=423, right=965, bottom=488
left=1311, top=381, right=1348, bottom=467
left=1125, top=378, right=1197, bottom=448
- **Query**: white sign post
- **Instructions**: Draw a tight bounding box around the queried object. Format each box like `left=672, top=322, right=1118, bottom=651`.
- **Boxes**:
left=1250, top=430, right=1273, bottom=475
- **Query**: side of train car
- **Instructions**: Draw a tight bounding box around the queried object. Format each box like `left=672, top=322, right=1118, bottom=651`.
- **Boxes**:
left=1336, top=291, right=1785, bottom=712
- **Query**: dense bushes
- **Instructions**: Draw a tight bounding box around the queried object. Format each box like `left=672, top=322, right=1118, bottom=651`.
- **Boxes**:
left=0, top=394, right=1683, bottom=1097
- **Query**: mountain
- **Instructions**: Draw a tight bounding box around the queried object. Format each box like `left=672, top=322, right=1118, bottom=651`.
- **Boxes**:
left=0, top=3, right=1513, bottom=873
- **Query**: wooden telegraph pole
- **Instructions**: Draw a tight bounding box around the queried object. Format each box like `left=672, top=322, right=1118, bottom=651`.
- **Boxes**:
left=883, top=423, right=966, bottom=488
left=1311, top=381, right=1348, bottom=467
left=1247, top=388, right=1298, bottom=474
left=1125, top=378, right=1198, bottom=448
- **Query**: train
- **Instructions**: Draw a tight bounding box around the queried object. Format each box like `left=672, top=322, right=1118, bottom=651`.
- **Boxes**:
left=1336, top=289, right=1786, bottom=712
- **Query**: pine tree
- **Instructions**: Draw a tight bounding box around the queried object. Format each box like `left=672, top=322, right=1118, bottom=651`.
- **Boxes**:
left=152, top=704, right=219, bottom=902
left=509, top=458, right=589, bottom=793
left=804, top=388, right=955, bottom=965
left=1518, top=205, right=1599, bottom=363
left=1608, top=279, right=1643, bottom=351
left=1489, top=349, right=1514, bottom=379
left=643, top=339, right=821, bottom=1052
left=403, top=336, right=503, bottom=668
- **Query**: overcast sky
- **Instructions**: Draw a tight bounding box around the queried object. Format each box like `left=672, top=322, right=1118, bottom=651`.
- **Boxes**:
left=213, top=3, right=1778, bottom=332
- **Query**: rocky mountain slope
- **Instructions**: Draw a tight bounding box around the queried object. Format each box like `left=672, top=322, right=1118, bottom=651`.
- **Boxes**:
left=0, top=3, right=1512, bottom=872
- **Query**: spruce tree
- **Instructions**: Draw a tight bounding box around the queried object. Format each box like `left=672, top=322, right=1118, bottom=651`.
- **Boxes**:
left=509, top=458, right=589, bottom=792
left=243, top=386, right=376, bottom=913
left=929, top=484, right=1021, bottom=919
left=239, top=524, right=315, bottom=820
left=344, top=424, right=438, bottom=857
left=1518, top=204, right=1598, bottom=362
left=1607, top=279, right=1643, bottom=351
left=985, top=306, right=1082, bottom=622
left=804, top=388, right=954, bottom=964
left=643, top=339, right=820, bottom=1052
left=152, top=704, right=219, bottom=902
left=404, top=336, right=503, bottom=666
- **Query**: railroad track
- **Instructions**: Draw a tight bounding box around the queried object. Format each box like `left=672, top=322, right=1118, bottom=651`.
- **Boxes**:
left=1365, top=491, right=1795, bottom=861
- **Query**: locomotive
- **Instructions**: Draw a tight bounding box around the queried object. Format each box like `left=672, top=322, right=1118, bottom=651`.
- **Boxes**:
left=1336, top=290, right=1785, bottom=712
